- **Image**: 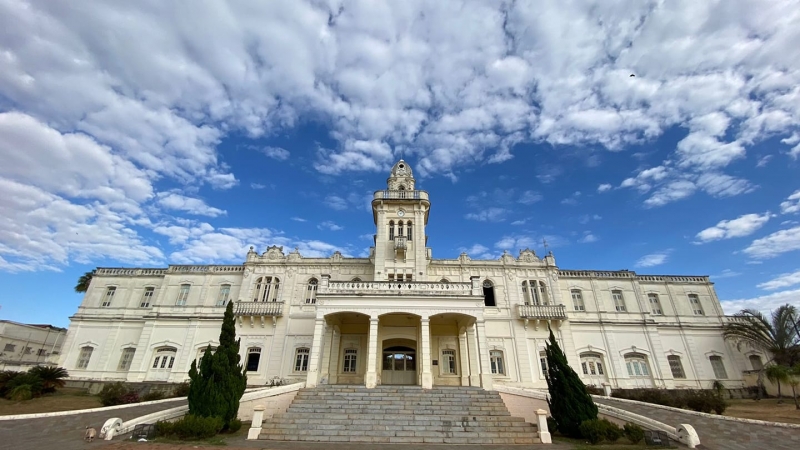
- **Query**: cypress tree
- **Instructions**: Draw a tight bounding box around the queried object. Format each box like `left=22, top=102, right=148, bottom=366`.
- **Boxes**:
left=544, top=327, right=597, bottom=438
left=187, top=301, right=248, bottom=428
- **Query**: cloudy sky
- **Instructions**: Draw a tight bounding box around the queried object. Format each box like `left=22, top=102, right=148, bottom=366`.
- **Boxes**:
left=1, top=0, right=799, bottom=327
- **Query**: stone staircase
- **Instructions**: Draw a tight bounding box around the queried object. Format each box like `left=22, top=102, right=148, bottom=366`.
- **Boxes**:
left=259, top=385, right=541, bottom=444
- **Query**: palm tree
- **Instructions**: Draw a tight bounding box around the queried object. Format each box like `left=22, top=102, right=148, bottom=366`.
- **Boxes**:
left=765, top=364, right=790, bottom=403
left=724, top=304, right=800, bottom=399
left=74, top=271, right=95, bottom=293
left=28, top=366, right=68, bottom=393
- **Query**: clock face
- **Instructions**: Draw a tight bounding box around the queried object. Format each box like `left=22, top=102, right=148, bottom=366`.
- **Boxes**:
left=397, top=210, right=405, bottom=217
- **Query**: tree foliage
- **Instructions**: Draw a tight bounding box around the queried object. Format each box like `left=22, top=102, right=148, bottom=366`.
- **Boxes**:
left=74, top=271, right=95, bottom=293
left=544, top=328, right=598, bottom=438
left=188, top=301, right=247, bottom=428
left=723, top=304, right=800, bottom=367
left=28, top=366, right=68, bottom=393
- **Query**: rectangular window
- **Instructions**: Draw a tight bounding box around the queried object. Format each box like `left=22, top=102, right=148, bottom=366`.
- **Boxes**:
left=571, top=289, right=585, bottom=311
left=749, top=355, right=763, bottom=371
left=442, top=349, right=456, bottom=374
left=102, top=286, right=116, bottom=307
left=295, top=348, right=309, bottom=372
left=407, top=223, right=412, bottom=240
left=140, top=287, right=154, bottom=308
left=540, top=351, right=548, bottom=376
left=343, top=349, right=358, bottom=373
left=176, top=284, right=190, bottom=306
left=23, top=347, right=32, bottom=354
left=77, top=347, right=93, bottom=369
left=688, top=294, right=704, bottom=315
left=709, top=356, right=728, bottom=379
left=3, top=343, right=15, bottom=352
left=490, top=350, right=505, bottom=375
left=597, top=362, right=604, bottom=375
left=37, top=348, right=47, bottom=356
left=581, top=362, right=588, bottom=375
left=612, top=290, right=626, bottom=312
left=648, top=294, right=663, bottom=315
left=246, top=348, right=261, bottom=372
left=216, top=285, right=231, bottom=306
left=118, top=348, right=136, bottom=371
left=668, top=355, right=686, bottom=378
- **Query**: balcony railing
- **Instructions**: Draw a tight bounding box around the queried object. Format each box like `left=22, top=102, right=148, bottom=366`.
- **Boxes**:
left=394, top=236, right=407, bottom=250
left=234, top=301, right=284, bottom=317
left=320, top=281, right=473, bottom=296
left=373, top=190, right=429, bottom=201
left=518, top=304, right=567, bottom=319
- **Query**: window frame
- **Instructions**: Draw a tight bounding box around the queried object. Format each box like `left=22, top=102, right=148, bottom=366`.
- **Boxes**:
left=151, top=347, right=177, bottom=371
left=406, top=220, right=412, bottom=240
left=612, top=290, right=627, bottom=312
left=667, top=355, right=686, bottom=379
left=709, top=355, right=728, bottom=379
left=624, top=353, right=650, bottom=378
left=118, top=348, right=136, bottom=371
left=342, top=348, right=358, bottom=373
left=246, top=347, right=261, bottom=372
left=441, top=349, right=457, bottom=375
left=176, top=284, right=190, bottom=306
left=305, top=278, right=318, bottom=304
left=294, top=347, right=310, bottom=372
left=748, top=354, right=764, bottom=371
left=140, top=286, right=155, bottom=308
left=648, top=293, right=663, bottom=315
left=216, top=284, right=231, bottom=307
left=483, top=280, right=496, bottom=307
left=102, top=286, right=117, bottom=307
left=490, top=350, right=505, bottom=375
left=571, top=289, right=586, bottom=311
left=77, top=346, right=94, bottom=369
left=688, top=294, right=704, bottom=315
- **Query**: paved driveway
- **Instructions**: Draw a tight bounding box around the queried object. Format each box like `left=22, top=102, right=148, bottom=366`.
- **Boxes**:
left=594, top=397, right=800, bottom=450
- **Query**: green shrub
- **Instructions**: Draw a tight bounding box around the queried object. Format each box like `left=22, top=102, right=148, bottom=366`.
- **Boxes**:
left=172, top=382, right=190, bottom=398
left=167, top=414, right=224, bottom=439
left=579, top=419, right=605, bottom=444
left=155, top=420, right=174, bottom=437
left=9, top=385, right=33, bottom=401
left=141, top=391, right=166, bottom=402
left=225, top=418, right=242, bottom=433
left=4, top=373, right=43, bottom=399
left=98, top=382, right=139, bottom=406
left=600, top=418, right=622, bottom=442
left=623, top=423, right=644, bottom=444
left=546, top=416, right=558, bottom=434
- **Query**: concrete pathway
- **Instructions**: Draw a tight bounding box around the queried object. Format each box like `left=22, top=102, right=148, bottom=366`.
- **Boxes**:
left=0, top=399, right=187, bottom=450
left=103, top=440, right=573, bottom=450
left=594, top=396, right=800, bottom=450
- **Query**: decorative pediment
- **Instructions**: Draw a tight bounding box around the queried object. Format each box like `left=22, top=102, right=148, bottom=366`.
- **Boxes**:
left=458, top=252, right=471, bottom=263
left=263, top=245, right=285, bottom=260
left=518, top=248, right=540, bottom=263
left=501, top=250, right=515, bottom=264
left=330, top=251, right=343, bottom=263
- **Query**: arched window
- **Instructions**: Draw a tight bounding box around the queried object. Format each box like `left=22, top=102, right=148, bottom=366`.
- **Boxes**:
left=398, top=221, right=404, bottom=237
left=254, top=277, right=280, bottom=302
left=305, top=278, right=318, bottom=304
left=440, top=278, right=449, bottom=283
left=523, top=280, right=548, bottom=305
left=749, top=355, right=763, bottom=371
left=389, top=220, right=395, bottom=240
left=152, top=347, right=177, bottom=371
left=580, top=352, right=606, bottom=383
left=624, top=353, right=650, bottom=377
left=709, top=355, right=728, bottom=379
left=571, top=289, right=585, bottom=311
left=343, top=349, right=358, bottom=373
left=648, top=293, right=663, bottom=315
left=351, top=277, right=362, bottom=282
left=521, top=281, right=531, bottom=305
left=406, top=221, right=412, bottom=239
left=483, top=280, right=496, bottom=307
left=294, top=348, right=310, bottom=372
left=246, top=347, right=261, bottom=372
left=490, top=350, right=505, bottom=375
left=216, top=284, right=231, bottom=306
left=668, top=355, right=686, bottom=378
left=77, top=346, right=94, bottom=369
left=536, top=281, right=548, bottom=305
left=398, top=185, right=405, bottom=190
left=117, top=348, right=136, bottom=371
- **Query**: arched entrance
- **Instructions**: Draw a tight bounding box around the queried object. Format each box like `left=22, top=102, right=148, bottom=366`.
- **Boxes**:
left=382, top=339, right=417, bottom=385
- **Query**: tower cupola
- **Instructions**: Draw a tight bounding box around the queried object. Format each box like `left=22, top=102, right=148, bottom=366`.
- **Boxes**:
left=387, top=159, right=415, bottom=191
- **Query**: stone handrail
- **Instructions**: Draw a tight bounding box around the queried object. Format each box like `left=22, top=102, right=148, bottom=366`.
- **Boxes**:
left=373, top=190, right=429, bottom=201
left=234, top=301, right=284, bottom=316
left=320, top=281, right=473, bottom=296
left=517, top=304, right=567, bottom=319
left=558, top=270, right=709, bottom=283
left=95, top=268, right=168, bottom=276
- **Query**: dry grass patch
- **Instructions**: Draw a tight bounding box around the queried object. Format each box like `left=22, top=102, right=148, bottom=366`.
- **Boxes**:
left=724, top=398, right=800, bottom=425
left=0, top=387, right=101, bottom=415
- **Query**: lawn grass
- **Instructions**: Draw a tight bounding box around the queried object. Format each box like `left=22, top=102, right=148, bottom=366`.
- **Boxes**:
left=553, top=435, right=659, bottom=449
left=0, top=387, right=101, bottom=415
left=724, top=397, right=800, bottom=424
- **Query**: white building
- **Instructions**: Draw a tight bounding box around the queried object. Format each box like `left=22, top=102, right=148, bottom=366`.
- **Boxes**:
left=59, top=160, right=763, bottom=390
left=1, top=320, right=66, bottom=371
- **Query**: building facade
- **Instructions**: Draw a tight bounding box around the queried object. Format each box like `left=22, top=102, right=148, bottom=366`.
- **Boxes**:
left=1, top=320, right=66, bottom=371
left=59, top=161, right=763, bottom=390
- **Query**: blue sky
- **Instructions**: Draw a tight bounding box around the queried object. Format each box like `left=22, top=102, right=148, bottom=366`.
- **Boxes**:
left=1, top=1, right=800, bottom=328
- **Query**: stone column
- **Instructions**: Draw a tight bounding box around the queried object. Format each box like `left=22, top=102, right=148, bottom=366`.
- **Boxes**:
left=466, top=325, right=480, bottom=387
left=365, top=317, right=379, bottom=388
left=475, top=320, right=494, bottom=390
left=458, top=326, right=471, bottom=386
left=319, top=324, right=335, bottom=385
left=420, top=317, right=433, bottom=389
left=306, top=318, right=326, bottom=388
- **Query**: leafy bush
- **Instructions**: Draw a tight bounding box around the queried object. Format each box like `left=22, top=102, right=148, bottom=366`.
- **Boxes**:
left=9, top=385, right=33, bottom=401
left=172, top=382, right=190, bottom=398
left=546, top=416, right=558, bottom=434
left=600, top=419, right=622, bottom=442
left=579, top=419, right=605, bottom=444
left=27, top=366, right=68, bottom=394
left=225, top=418, right=242, bottom=433
left=141, top=390, right=166, bottom=402
left=98, top=382, right=139, bottom=406
left=623, top=423, right=644, bottom=444
left=612, top=388, right=727, bottom=413
left=5, top=372, right=43, bottom=399
left=158, top=415, right=224, bottom=439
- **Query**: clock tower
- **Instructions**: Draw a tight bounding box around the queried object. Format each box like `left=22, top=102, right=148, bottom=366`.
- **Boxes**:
left=371, top=160, right=431, bottom=281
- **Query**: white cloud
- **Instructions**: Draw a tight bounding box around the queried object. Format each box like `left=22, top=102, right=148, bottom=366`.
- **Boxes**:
left=757, top=270, right=800, bottom=291
left=756, top=155, right=773, bottom=167
left=261, top=146, right=290, bottom=161
left=156, top=192, right=226, bottom=217
left=250, top=183, right=267, bottom=190
left=695, top=212, right=772, bottom=243
left=635, top=251, right=670, bottom=268
left=712, top=269, right=741, bottom=279
left=518, top=190, right=543, bottom=205
left=325, top=195, right=349, bottom=211
left=780, top=190, right=800, bottom=214
left=317, top=221, right=344, bottom=231
left=643, top=180, right=696, bottom=207
left=561, top=191, right=581, bottom=206
left=579, top=233, right=598, bottom=243
left=290, top=217, right=307, bottom=222
left=597, top=183, right=612, bottom=193
left=743, top=226, right=800, bottom=259
left=459, top=244, right=496, bottom=259
left=721, top=289, right=800, bottom=315
left=465, top=208, right=508, bottom=222
left=510, top=219, right=528, bottom=226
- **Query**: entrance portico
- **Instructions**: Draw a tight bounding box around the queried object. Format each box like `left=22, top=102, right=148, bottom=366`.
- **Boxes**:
left=305, top=277, right=494, bottom=390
